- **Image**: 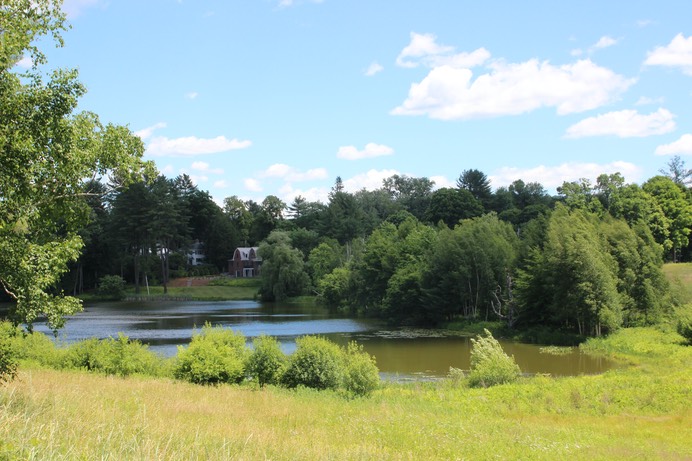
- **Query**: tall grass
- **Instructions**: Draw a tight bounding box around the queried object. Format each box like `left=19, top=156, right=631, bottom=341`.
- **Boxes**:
left=1, top=327, right=690, bottom=459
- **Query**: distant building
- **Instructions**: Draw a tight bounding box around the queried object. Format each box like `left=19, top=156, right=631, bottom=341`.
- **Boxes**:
left=188, top=241, right=205, bottom=266
left=229, top=247, right=262, bottom=277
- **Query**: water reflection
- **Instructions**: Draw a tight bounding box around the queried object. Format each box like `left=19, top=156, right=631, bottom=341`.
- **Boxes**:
left=30, top=300, right=616, bottom=378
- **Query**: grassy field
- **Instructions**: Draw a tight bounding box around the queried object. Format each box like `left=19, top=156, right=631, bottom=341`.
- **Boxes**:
left=1, top=327, right=690, bottom=460
left=663, top=262, right=692, bottom=304
left=125, top=285, right=259, bottom=301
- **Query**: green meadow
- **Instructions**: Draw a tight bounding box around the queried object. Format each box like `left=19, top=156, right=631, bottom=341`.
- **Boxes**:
left=0, top=326, right=690, bottom=460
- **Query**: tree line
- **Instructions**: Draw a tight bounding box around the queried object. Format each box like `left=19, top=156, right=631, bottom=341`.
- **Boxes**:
left=63, top=161, right=692, bottom=337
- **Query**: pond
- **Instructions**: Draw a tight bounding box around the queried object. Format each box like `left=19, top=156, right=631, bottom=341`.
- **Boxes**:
left=31, top=300, right=616, bottom=380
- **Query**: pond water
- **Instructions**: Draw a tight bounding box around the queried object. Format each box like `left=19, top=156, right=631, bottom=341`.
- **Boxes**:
left=31, top=300, right=616, bottom=380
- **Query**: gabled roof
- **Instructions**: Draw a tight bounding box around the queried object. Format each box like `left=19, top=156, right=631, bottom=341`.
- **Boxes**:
left=234, top=247, right=261, bottom=261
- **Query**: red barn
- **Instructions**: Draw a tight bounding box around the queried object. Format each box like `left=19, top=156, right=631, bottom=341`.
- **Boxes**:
left=229, top=247, right=262, bottom=277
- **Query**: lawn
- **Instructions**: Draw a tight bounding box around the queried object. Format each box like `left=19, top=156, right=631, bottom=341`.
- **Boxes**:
left=126, top=285, right=259, bottom=301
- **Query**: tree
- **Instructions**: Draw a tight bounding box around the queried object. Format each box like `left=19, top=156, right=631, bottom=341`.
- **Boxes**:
left=425, top=187, right=483, bottom=227
left=457, top=169, right=492, bottom=211
left=258, top=231, right=310, bottom=301
left=660, top=155, right=692, bottom=187
left=382, top=174, right=435, bottom=221
left=0, top=1, right=150, bottom=330
left=643, top=176, right=692, bottom=261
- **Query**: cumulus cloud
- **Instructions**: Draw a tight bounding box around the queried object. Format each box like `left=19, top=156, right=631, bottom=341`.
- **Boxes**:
left=396, top=32, right=490, bottom=69
left=185, top=91, right=199, bottom=100
left=392, top=59, right=635, bottom=120
left=565, top=108, right=676, bottom=138
left=191, top=161, right=224, bottom=174
left=490, top=161, right=641, bottom=190
left=655, top=134, right=692, bottom=156
left=259, top=164, right=328, bottom=181
left=278, top=184, right=331, bottom=204
left=213, top=180, right=229, bottom=189
left=15, top=56, right=32, bottom=68
left=135, top=123, right=251, bottom=156
left=342, top=169, right=400, bottom=192
left=337, top=143, right=394, bottom=160
left=645, top=34, right=692, bottom=75
left=365, top=62, right=384, bottom=76
left=244, top=178, right=263, bottom=192
left=429, top=175, right=456, bottom=189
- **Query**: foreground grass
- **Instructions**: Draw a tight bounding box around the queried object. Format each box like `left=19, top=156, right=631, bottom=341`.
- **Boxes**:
left=1, top=328, right=690, bottom=460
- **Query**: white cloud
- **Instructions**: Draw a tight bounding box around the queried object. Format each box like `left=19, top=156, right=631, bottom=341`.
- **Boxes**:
left=490, top=161, right=641, bottom=190
left=161, top=164, right=175, bottom=175
left=636, top=19, right=653, bottom=28
left=392, top=59, right=635, bottom=120
left=191, top=161, right=224, bottom=174
left=146, top=135, right=251, bottom=156
left=337, top=143, right=394, bottom=160
left=655, top=134, right=692, bottom=156
left=635, top=96, right=664, bottom=106
left=278, top=184, right=331, bottom=204
left=365, top=62, right=383, bottom=76
left=342, top=169, right=400, bottom=192
left=429, top=175, right=455, bottom=189
left=592, top=36, right=618, bottom=50
left=213, top=180, right=229, bottom=188
left=244, top=178, right=263, bottom=192
left=137, top=123, right=250, bottom=156
left=645, top=34, right=692, bottom=75
left=135, top=122, right=167, bottom=140
left=570, top=49, right=583, bottom=57
left=185, top=91, right=199, bottom=100
left=396, top=32, right=490, bottom=69
left=259, top=164, right=328, bottom=181
left=16, top=56, right=32, bottom=68
left=565, top=108, right=676, bottom=138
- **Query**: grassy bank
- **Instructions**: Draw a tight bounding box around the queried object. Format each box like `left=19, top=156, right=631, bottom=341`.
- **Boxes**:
left=123, top=285, right=259, bottom=301
left=1, top=327, right=690, bottom=460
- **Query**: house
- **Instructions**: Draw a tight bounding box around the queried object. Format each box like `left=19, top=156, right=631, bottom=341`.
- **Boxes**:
left=188, top=241, right=205, bottom=266
left=229, top=247, right=262, bottom=277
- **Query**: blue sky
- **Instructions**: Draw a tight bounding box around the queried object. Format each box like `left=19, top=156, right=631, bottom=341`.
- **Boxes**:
left=33, top=0, right=692, bottom=205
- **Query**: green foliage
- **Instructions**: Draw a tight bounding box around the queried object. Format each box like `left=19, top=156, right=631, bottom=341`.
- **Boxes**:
left=343, top=342, right=380, bottom=396
left=62, top=334, right=162, bottom=377
left=174, top=324, right=248, bottom=385
left=676, top=305, right=692, bottom=345
left=281, top=336, right=345, bottom=391
left=0, top=337, right=17, bottom=384
left=0, top=0, right=150, bottom=331
left=468, top=329, right=520, bottom=387
left=97, top=275, right=126, bottom=300
left=247, top=335, right=286, bottom=387
left=258, top=231, right=310, bottom=301
left=317, top=267, right=352, bottom=310
left=208, top=277, right=262, bottom=288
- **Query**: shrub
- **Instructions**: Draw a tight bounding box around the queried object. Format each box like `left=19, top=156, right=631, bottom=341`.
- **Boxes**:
left=0, top=337, right=17, bottom=384
left=97, top=275, right=127, bottom=300
left=281, top=336, right=345, bottom=391
left=62, top=334, right=162, bottom=377
left=468, top=329, right=520, bottom=388
left=174, top=324, right=248, bottom=385
left=676, top=304, right=692, bottom=345
left=343, top=341, right=379, bottom=396
left=247, top=334, right=286, bottom=387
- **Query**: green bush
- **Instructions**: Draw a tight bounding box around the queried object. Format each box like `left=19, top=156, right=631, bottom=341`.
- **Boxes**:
left=676, top=304, right=692, bottom=345
left=97, top=275, right=127, bottom=300
left=62, top=334, right=162, bottom=377
left=247, top=334, right=286, bottom=387
left=0, top=337, right=17, bottom=384
left=174, top=324, right=248, bottom=385
left=281, top=336, right=345, bottom=391
left=343, top=342, right=379, bottom=396
left=468, top=329, right=521, bottom=388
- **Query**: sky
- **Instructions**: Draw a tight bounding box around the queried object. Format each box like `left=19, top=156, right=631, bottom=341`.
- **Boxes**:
left=30, top=0, right=692, bottom=205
